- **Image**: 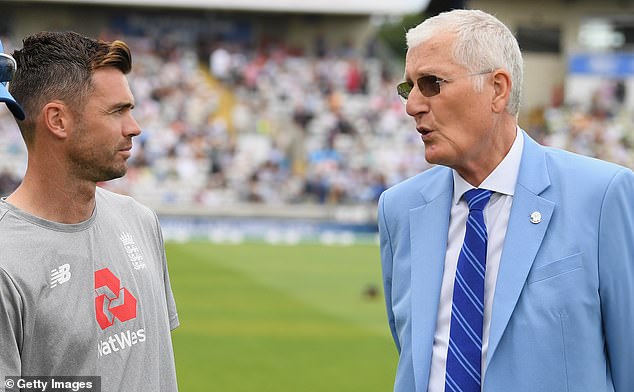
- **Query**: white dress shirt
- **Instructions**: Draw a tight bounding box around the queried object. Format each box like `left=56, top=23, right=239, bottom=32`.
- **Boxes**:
left=427, top=128, right=524, bottom=392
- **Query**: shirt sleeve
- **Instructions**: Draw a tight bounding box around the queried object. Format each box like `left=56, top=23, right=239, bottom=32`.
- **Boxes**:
left=152, top=212, right=179, bottom=331
left=0, top=267, right=23, bottom=381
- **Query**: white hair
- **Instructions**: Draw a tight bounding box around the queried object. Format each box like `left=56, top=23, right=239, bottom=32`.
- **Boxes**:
left=406, top=9, right=523, bottom=116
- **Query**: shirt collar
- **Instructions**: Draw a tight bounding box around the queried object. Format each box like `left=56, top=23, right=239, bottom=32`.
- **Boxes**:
left=452, top=127, right=524, bottom=205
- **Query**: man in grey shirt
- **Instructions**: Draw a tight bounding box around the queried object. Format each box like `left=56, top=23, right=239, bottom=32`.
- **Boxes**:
left=0, top=32, right=179, bottom=391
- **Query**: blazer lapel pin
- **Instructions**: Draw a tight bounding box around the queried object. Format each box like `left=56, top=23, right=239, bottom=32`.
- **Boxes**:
left=530, top=211, right=542, bottom=224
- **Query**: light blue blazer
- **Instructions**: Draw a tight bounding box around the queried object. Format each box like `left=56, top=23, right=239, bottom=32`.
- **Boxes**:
left=378, top=131, right=634, bottom=392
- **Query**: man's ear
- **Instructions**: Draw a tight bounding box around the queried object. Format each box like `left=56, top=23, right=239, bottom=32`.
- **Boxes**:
left=42, top=101, right=72, bottom=139
left=491, top=70, right=512, bottom=113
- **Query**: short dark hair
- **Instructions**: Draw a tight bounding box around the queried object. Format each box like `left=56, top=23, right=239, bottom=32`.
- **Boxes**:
left=9, top=31, right=132, bottom=143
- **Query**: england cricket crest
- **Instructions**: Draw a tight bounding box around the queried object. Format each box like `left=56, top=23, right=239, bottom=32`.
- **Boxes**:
left=119, top=232, right=146, bottom=270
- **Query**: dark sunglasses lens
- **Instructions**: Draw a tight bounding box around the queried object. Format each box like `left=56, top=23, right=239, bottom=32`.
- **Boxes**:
left=418, top=75, right=440, bottom=97
left=397, top=82, right=412, bottom=99
left=0, top=55, right=16, bottom=84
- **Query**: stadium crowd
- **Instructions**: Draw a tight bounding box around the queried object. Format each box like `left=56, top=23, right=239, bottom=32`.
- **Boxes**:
left=534, top=80, right=634, bottom=169
left=2, top=31, right=634, bottom=207
left=0, top=32, right=427, bottom=207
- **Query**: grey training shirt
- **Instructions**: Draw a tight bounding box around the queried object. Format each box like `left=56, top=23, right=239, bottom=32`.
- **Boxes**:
left=0, top=187, right=179, bottom=391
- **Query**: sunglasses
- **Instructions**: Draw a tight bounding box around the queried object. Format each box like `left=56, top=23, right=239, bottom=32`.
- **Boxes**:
left=0, top=52, right=17, bottom=86
left=397, top=70, right=493, bottom=101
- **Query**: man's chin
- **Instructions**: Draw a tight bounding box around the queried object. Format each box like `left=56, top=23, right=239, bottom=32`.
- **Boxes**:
left=423, top=148, right=444, bottom=166
left=95, top=167, right=128, bottom=183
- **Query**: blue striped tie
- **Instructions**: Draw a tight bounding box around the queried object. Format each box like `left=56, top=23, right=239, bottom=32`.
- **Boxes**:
left=445, top=188, right=492, bottom=392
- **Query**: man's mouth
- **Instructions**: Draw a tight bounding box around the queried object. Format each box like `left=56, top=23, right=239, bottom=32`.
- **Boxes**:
left=417, top=127, right=432, bottom=137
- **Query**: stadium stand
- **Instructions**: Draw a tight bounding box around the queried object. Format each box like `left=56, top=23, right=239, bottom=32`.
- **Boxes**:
left=2, top=1, right=634, bottom=221
left=0, top=18, right=428, bottom=213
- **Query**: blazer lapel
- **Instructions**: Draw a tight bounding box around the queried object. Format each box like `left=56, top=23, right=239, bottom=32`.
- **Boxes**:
left=410, top=168, right=453, bottom=390
left=486, top=133, right=555, bottom=368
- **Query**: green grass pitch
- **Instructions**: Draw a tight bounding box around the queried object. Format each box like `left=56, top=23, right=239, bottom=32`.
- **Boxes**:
left=166, top=241, right=397, bottom=391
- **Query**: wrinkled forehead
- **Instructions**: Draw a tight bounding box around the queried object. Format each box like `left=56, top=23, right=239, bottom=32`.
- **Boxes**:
left=404, top=32, right=459, bottom=77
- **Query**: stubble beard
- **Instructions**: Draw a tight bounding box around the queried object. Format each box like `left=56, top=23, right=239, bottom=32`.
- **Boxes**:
left=69, top=151, right=128, bottom=183
left=68, top=123, right=129, bottom=183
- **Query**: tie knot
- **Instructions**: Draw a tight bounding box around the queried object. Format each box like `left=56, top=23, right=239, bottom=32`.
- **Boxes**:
left=463, top=188, right=492, bottom=212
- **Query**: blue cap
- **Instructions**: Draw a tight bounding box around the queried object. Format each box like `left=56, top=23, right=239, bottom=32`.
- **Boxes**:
left=0, top=40, right=25, bottom=120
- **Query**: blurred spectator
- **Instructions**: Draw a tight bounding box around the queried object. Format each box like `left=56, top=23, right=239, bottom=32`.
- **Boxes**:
left=210, top=44, right=232, bottom=82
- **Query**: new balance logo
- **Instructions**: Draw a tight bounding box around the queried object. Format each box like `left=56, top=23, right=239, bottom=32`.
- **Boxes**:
left=94, top=268, right=137, bottom=330
left=50, top=264, right=72, bottom=288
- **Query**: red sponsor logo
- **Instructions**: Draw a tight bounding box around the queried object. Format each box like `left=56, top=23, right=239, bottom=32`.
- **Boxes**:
left=94, top=268, right=137, bottom=330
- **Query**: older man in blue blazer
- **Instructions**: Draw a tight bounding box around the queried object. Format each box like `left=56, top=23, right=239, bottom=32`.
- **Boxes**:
left=379, top=9, right=634, bottom=392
